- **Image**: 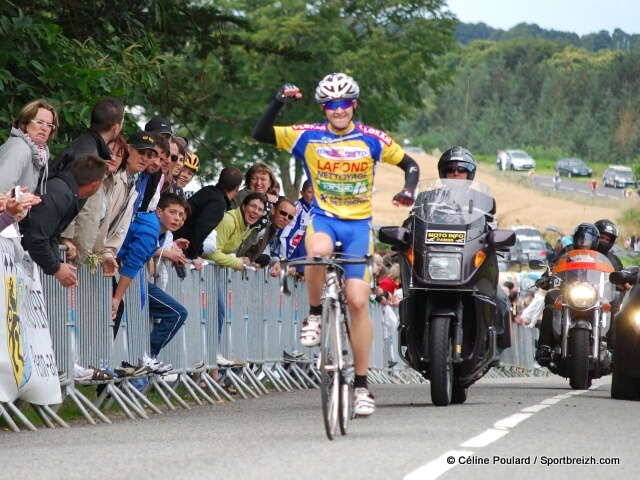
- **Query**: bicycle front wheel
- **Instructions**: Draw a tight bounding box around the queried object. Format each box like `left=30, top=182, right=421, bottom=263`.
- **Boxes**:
left=320, top=297, right=340, bottom=440
left=339, top=309, right=353, bottom=436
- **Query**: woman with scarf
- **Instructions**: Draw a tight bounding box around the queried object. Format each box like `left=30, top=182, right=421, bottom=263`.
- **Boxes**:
left=0, top=99, right=58, bottom=194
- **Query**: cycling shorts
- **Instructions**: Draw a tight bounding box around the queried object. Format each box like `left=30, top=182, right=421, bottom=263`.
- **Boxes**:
left=306, top=214, right=373, bottom=281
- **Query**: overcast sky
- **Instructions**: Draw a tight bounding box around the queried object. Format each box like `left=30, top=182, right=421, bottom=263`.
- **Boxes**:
left=446, top=0, right=639, bottom=36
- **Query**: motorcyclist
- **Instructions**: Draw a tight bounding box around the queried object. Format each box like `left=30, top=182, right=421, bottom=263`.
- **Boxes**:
left=594, top=219, right=626, bottom=351
left=535, top=223, right=603, bottom=366
left=436, top=147, right=507, bottom=343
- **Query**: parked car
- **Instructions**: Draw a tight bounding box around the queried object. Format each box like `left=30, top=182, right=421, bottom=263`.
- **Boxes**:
left=603, top=166, right=637, bottom=188
left=403, top=146, right=427, bottom=155
left=520, top=238, right=554, bottom=262
left=510, top=225, right=543, bottom=241
left=497, top=149, right=536, bottom=171
left=555, top=158, right=593, bottom=177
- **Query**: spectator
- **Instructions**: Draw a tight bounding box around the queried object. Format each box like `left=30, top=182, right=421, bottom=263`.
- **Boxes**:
left=49, top=97, right=123, bottom=174
left=248, top=197, right=297, bottom=276
left=202, top=192, right=267, bottom=369
left=132, top=132, right=168, bottom=216
left=20, top=154, right=108, bottom=287
left=173, top=166, right=243, bottom=269
left=175, top=152, right=200, bottom=194
left=503, top=280, right=519, bottom=318
left=0, top=99, right=58, bottom=194
left=60, top=134, right=132, bottom=266
left=113, top=193, right=189, bottom=371
left=135, top=116, right=172, bottom=214
left=231, top=163, right=278, bottom=258
left=272, top=180, right=313, bottom=275
left=514, top=287, right=546, bottom=328
left=0, top=188, right=42, bottom=232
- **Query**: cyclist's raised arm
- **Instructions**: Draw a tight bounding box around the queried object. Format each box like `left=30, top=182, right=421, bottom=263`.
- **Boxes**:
left=253, top=84, right=302, bottom=145
left=392, top=154, right=420, bottom=206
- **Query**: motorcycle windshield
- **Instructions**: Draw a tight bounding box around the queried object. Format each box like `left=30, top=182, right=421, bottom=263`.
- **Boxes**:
left=551, top=249, right=616, bottom=303
left=412, top=179, right=494, bottom=243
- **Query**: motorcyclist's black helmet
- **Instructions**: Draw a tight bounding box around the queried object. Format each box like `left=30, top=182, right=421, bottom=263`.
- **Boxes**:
left=572, top=223, right=600, bottom=251
left=594, top=219, right=619, bottom=254
left=438, top=146, right=476, bottom=180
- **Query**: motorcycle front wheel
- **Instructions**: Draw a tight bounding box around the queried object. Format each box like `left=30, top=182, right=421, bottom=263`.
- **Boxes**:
left=430, top=316, right=453, bottom=406
left=569, top=329, right=590, bottom=390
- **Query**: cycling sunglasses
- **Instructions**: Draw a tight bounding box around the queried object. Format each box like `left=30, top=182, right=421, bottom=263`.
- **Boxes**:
left=445, top=167, right=469, bottom=174
left=278, top=209, right=295, bottom=221
left=323, top=99, right=355, bottom=111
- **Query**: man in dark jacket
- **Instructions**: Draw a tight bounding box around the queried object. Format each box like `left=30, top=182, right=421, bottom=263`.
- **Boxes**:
left=135, top=116, right=172, bottom=214
left=20, top=154, right=108, bottom=287
left=48, top=98, right=124, bottom=174
left=173, top=166, right=243, bottom=269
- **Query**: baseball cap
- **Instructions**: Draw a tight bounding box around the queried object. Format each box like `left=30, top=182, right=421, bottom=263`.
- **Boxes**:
left=144, top=116, right=173, bottom=135
left=127, top=131, right=158, bottom=152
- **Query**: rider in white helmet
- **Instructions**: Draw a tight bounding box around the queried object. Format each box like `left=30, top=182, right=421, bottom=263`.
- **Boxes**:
left=253, top=73, right=420, bottom=416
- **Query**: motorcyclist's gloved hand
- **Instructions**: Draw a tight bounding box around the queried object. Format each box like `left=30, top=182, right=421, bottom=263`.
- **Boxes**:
left=393, top=189, right=415, bottom=206
left=275, top=84, right=300, bottom=104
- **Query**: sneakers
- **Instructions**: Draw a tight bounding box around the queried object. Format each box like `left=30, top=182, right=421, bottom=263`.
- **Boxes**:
left=115, top=361, right=147, bottom=377
left=74, top=363, right=95, bottom=381
left=284, top=350, right=309, bottom=363
left=291, top=350, right=308, bottom=360
left=139, top=353, right=173, bottom=374
left=216, top=354, right=235, bottom=367
left=300, top=314, right=321, bottom=348
left=58, top=371, right=67, bottom=383
left=353, top=388, right=375, bottom=416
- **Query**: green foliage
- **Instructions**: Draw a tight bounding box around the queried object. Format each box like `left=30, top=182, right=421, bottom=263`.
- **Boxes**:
left=0, top=3, right=164, bottom=148
left=402, top=36, right=640, bottom=166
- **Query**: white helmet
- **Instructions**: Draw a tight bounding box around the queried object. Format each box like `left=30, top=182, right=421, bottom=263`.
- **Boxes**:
left=315, top=73, right=360, bottom=104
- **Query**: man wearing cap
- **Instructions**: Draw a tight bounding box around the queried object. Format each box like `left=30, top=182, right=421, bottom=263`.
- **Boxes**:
left=49, top=98, right=124, bottom=174
left=20, top=154, right=108, bottom=287
left=132, top=131, right=169, bottom=217
left=133, top=116, right=173, bottom=214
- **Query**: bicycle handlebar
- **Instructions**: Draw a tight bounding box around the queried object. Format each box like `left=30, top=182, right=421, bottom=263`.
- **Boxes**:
left=279, top=255, right=375, bottom=296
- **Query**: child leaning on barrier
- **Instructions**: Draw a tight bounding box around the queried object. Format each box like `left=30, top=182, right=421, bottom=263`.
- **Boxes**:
left=112, top=193, right=189, bottom=371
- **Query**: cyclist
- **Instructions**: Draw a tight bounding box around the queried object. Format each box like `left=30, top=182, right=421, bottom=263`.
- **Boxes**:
left=253, top=73, right=419, bottom=416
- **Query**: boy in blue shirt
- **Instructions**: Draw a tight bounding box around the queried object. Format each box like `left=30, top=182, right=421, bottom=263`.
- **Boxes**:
left=113, top=193, right=189, bottom=371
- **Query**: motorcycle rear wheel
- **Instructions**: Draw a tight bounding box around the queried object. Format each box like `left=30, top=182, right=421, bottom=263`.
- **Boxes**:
left=430, top=316, right=453, bottom=406
left=569, top=329, right=590, bottom=390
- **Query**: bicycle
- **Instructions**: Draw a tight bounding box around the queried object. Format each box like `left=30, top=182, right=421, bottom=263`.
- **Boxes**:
left=280, top=243, right=374, bottom=440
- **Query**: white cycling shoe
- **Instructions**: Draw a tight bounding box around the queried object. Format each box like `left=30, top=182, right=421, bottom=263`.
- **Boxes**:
left=300, top=314, right=321, bottom=348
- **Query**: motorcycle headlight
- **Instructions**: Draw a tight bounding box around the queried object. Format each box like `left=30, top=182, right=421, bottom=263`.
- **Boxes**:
left=427, top=253, right=462, bottom=281
left=567, top=283, right=597, bottom=309
left=632, top=311, right=640, bottom=331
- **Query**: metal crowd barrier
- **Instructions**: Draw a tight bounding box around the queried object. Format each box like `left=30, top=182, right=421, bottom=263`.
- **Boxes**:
left=3, top=257, right=543, bottom=431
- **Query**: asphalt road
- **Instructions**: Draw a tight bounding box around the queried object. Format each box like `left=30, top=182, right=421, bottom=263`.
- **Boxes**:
left=2, top=374, right=635, bottom=480
left=529, top=173, right=625, bottom=200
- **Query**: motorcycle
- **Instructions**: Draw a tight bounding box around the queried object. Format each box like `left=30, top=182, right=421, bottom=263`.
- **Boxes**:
left=379, top=179, right=515, bottom=406
left=609, top=266, right=640, bottom=400
left=530, top=249, right=616, bottom=389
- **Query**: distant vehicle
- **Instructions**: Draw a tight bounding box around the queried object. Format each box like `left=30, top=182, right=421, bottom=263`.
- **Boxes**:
left=510, top=225, right=543, bottom=241
left=403, top=146, right=427, bottom=155
left=497, top=149, right=536, bottom=171
left=603, top=166, right=637, bottom=188
left=499, top=238, right=523, bottom=291
left=520, top=238, right=553, bottom=262
left=555, top=158, right=593, bottom=178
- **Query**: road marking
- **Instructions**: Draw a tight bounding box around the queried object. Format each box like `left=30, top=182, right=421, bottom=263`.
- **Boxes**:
left=404, top=450, right=473, bottom=480
left=403, top=382, right=605, bottom=480
left=460, top=428, right=509, bottom=447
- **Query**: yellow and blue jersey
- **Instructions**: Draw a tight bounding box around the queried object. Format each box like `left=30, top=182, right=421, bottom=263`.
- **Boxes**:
left=274, top=121, right=405, bottom=220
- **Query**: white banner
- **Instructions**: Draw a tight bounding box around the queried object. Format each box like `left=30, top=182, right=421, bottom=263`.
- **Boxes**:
left=0, top=238, right=61, bottom=405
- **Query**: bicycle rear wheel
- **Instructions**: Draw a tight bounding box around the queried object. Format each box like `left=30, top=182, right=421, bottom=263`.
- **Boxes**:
left=320, top=297, right=340, bottom=440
